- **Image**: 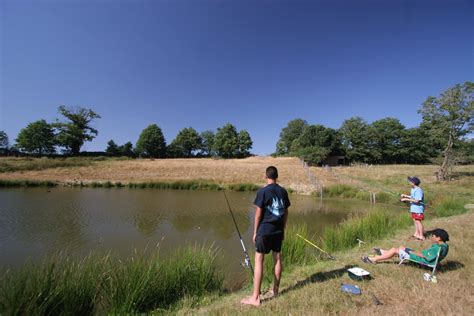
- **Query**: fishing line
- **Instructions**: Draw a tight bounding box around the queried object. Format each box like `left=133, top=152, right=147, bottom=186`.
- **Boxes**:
left=223, top=190, right=254, bottom=277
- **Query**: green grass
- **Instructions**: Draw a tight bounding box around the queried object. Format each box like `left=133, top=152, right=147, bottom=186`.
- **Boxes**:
left=434, top=197, right=468, bottom=217
left=226, top=183, right=261, bottom=192
left=0, top=157, right=95, bottom=173
left=69, top=180, right=260, bottom=191
left=0, top=245, right=223, bottom=315
left=322, top=210, right=412, bottom=252
left=0, top=179, right=58, bottom=187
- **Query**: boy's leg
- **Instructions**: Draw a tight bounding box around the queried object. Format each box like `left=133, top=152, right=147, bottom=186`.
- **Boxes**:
left=412, top=218, right=418, bottom=237
left=415, top=220, right=424, bottom=239
left=272, top=251, right=282, bottom=295
left=241, top=252, right=264, bottom=306
left=371, top=247, right=402, bottom=263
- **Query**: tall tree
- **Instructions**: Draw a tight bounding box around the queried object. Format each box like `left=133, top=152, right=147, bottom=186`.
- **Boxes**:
left=369, top=118, right=405, bottom=164
left=200, top=130, right=215, bottom=157
left=16, top=120, right=56, bottom=156
left=237, top=129, right=253, bottom=158
left=135, top=124, right=167, bottom=158
left=120, top=141, right=134, bottom=157
left=0, top=130, right=8, bottom=151
left=105, top=140, right=121, bottom=156
left=54, top=105, right=101, bottom=154
left=419, top=82, right=474, bottom=180
left=214, top=123, right=239, bottom=158
left=291, top=124, right=336, bottom=164
left=275, top=118, right=308, bottom=155
left=399, top=127, right=432, bottom=164
left=339, top=117, right=372, bottom=163
left=170, top=127, right=202, bottom=158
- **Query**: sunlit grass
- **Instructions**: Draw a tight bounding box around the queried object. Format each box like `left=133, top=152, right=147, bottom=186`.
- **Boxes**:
left=0, top=245, right=224, bottom=315
left=322, top=210, right=412, bottom=252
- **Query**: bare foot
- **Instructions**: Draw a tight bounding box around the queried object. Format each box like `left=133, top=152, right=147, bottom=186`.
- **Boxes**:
left=240, top=296, right=260, bottom=306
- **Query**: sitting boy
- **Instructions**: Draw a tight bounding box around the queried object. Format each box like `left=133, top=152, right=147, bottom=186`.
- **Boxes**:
left=361, top=228, right=449, bottom=265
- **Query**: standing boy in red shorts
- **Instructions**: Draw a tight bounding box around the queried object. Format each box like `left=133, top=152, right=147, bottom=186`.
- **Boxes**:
left=401, top=176, right=425, bottom=240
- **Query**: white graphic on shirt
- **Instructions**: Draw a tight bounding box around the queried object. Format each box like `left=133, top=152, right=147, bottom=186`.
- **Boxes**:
left=266, top=197, right=285, bottom=217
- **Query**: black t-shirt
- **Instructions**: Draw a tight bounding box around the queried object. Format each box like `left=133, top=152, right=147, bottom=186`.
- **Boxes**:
left=254, top=183, right=291, bottom=236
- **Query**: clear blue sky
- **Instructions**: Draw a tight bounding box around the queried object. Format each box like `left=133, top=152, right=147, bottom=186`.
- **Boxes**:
left=1, top=0, right=473, bottom=155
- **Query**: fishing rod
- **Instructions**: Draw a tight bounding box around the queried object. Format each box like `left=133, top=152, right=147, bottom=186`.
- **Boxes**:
left=342, top=174, right=428, bottom=206
left=223, top=190, right=254, bottom=277
left=296, top=233, right=336, bottom=260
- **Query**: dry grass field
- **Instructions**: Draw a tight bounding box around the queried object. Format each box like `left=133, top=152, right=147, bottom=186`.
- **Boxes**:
left=1, top=157, right=473, bottom=197
left=0, top=157, right=314, bottom=192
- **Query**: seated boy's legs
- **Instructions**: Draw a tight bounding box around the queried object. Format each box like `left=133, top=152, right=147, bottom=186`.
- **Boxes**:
left=371, top=246, right=407, bottom=263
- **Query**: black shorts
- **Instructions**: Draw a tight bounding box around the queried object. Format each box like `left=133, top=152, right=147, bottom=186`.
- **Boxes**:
left=255, top=233, right=283, bottom=254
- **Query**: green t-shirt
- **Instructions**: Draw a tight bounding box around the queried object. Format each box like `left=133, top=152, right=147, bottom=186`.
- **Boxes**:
left=409, top=243, right=449, bottom=265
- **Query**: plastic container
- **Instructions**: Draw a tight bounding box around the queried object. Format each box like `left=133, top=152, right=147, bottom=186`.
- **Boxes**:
left=348, top=267, right=371, bottom=281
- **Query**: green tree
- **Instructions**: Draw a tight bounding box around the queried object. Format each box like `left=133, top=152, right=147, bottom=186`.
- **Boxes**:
left=275, top=119, right=308, bottom=155
left=169, top=127, right=202, bottom=158
left=398, top=127, right=432, bottom=164
left=200, top=130, right=215, bottom=157
left=135, top=124, right=167, bottom=158
left=339, top=117, right=372, bottom=163
left=214, top=123, right=239, bottom=158
left=291, top=124, right=336, bottom=164
left=0, top=130, right=8, bottom=148
left=54, top=105, right=101, bottom=154
left=0, top=130, right=8, bottom=155
left=369, top=118, right=406, bottom=164
left=105, top=140, right=121, bottom=156
left=120, top=141, right=134, bottom=157
left=419, top=82, right=474, bottom=180
left=16, top=120, right=56, bottom=156
left=237, top=130, right=253, bottom=158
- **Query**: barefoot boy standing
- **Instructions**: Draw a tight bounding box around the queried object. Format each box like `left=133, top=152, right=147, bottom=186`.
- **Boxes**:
left=240, top=166, right=290, bottom=306
left=401, top=176, right=425, bottom=240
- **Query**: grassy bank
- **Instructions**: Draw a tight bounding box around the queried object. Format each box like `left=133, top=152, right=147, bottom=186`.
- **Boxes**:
left=0, top=245, right=223, bottom=315
left=0, top=157, right=96, bottom=173
left=0, top=179, right=58, bottom=187
left=186, top=209, right=474, bottom=315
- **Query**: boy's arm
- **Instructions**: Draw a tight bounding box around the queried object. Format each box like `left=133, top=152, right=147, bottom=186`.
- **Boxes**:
left=253, top=206, right=263, bottom=243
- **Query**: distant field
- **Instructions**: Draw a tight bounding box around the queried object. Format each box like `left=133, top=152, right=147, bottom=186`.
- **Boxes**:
left=0, top=157, right=472, bottom=199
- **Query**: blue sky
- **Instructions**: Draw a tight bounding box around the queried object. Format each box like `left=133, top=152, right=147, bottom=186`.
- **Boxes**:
left=1, top=0, right=473, bottom=155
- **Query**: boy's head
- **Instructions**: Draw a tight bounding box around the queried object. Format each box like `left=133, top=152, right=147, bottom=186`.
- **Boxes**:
left=407, top=176, right=421, bottom=186
left=266, top=166, right=278, bottom=180
left=427, top=228, right=449, bottom=242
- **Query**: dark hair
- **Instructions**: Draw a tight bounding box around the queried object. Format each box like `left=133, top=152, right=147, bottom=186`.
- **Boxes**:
left=266, top=166, right=278, bottom=180
left=426, top=228, right=449, bottom=242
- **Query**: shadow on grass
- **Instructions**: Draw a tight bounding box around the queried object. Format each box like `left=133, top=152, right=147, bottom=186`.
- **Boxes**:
left=390, top=260, right=464, bottom=273
left=273, top=265, right=354, bottom=300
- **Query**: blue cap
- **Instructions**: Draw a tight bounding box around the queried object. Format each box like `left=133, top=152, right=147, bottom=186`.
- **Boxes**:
left=407, top=176, right=421, bottom=185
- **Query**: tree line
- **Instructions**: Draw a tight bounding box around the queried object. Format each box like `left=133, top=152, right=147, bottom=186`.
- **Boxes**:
left=274, top=82, right=473, bottom=180
left=0, top=106, right=253, bottom=159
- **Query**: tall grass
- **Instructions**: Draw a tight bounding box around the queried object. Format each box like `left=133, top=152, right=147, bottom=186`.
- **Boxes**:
left=0, top=179, right=57, bottom=187
left=0, top=157, right=95, bottom=173
left=322, top=210, right=412, bottom=252
left=261, top=225, right=316, bottom=286
left=0, top=246, right=223, bottom=315
left=434, top=197, right=468, bottom=217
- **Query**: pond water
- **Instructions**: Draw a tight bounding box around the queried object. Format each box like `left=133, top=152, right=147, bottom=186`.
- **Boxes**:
left=0, top=188, right=400, bottom=288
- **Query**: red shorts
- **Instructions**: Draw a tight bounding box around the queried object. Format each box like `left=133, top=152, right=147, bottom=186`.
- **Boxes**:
left=411, top=213, right=424, bottom=221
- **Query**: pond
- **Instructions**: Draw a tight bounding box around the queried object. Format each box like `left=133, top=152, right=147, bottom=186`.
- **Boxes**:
left=0, top=187, right=401, bottom=288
